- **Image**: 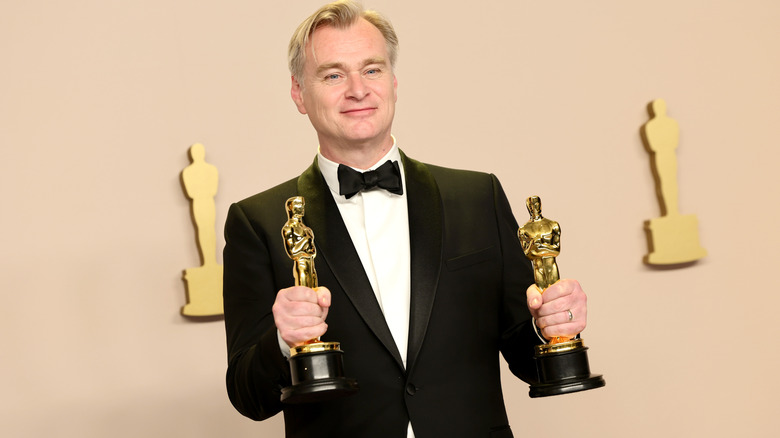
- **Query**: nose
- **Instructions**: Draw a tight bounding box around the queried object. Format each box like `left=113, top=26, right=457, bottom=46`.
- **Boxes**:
left=345, top=73, right=369, bottom=100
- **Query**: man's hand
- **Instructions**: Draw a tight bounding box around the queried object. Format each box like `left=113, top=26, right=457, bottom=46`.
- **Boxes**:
left=526, top=279, right=587, bottom=340
left=273, top=286, right=331, bottom=348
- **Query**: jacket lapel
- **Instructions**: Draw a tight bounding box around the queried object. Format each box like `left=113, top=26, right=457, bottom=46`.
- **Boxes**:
left=400, top=152, right=443, bottom=371
left=297, top=159, right=405, bottom=370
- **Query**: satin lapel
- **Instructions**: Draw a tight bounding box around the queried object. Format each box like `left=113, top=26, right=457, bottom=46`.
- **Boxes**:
left=297, top=159, right=404, bottom=369
left=400, top=152, right=443, bottom=371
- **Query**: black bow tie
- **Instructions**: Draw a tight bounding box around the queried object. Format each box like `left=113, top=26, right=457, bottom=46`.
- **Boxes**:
left=337, top=160, right=403, bottom=199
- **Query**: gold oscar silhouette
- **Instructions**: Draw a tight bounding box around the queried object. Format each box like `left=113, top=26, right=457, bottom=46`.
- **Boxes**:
left=518, top=196, right=605, bottom=397
left=181, top=143, right=224, bottom=317
left=280, top=196, right=358, bottom=404
left=641, top=99, right=707, bottom=265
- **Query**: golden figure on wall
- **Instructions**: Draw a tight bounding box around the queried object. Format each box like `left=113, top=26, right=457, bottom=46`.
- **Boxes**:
left=641, top=99, right=707, bottom=265
left=181, top=143, right=223, bottom=317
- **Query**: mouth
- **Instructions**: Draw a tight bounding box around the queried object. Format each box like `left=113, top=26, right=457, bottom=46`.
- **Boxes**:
left=341, top=107, right=376, bottom=116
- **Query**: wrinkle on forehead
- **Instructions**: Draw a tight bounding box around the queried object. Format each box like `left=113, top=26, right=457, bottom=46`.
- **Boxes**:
left=305, top=18, right=387, bottom=78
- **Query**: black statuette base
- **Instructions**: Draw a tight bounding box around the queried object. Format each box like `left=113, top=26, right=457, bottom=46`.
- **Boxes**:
left=530, top=345, right=605, bottom=398
left=281, top=349, right=358, bottom=404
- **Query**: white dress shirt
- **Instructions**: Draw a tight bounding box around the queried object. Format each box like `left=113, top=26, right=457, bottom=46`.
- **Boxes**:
left=316, top=143, right=411, bottom=367
left=278, top=141, right=415, bottom=437
left=320, top=142, right=415, bottom=438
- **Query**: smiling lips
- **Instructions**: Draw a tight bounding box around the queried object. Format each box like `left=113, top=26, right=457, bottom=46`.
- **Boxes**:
left=341, top=107, right=376, bottom=115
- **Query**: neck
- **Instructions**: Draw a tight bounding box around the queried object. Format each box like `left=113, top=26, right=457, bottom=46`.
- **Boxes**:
left=319, top=136, right=394, bottom=170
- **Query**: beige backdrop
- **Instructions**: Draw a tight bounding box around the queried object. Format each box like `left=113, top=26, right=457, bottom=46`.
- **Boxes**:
left=2, top=0, right=779, bottom=437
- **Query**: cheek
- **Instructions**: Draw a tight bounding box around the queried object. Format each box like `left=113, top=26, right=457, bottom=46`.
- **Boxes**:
left=314, top=94, right=340, bottom=114
left=303, top=94, right=327, bottom=116
left=309, top=101, right=339, bottom=126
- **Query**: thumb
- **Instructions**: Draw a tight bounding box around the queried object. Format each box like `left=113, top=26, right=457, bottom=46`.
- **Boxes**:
left=314, top=286, right=331, bottom=308
left=526, top=284, right=543, bottom=310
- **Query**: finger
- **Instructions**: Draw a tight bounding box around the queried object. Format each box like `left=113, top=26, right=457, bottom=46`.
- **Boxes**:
left=320, top=303, right=329, bottom=322
left=537, top=280, right=586, bottom=317
left=281, top=313, right=328, bottom=327
left=282, top=286, right=320, bottom=304
left=535, top=308, right=576, bottom=329
left=539, top=278, right=575, bottom=301
left=539, top=307, right=587, bottom=337
left=275, top=309, right=328, bottom=335
left=314, top=286, right=331, bottom=308
left=278, top=299, right=326, bottom=317
left=273, top=288, right=327, bottom=329
left=526, top=284, right=543, bottom=310
left=541, top=321, right=584, bottom=340
left=535, top=295, right=572, bottom=318
left=283, top=322, right=329, bottom=347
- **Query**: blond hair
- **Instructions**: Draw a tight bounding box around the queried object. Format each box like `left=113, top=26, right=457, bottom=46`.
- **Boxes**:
left=288, top=0, right=399, bottom=81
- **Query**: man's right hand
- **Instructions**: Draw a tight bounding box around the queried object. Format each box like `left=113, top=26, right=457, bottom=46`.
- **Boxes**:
left=272, top=286, right=331, bottom=348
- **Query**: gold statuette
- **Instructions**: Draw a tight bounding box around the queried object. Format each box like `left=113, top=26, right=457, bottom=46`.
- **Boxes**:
left=282, top=196, right=322, bottom=351
left=518, top=196, right=567, bottom=344
left=279, top=196, right=358, bottom=403
left=518, top=195, right=604, bottom=397
left=283, top=196, right=318, bottom=290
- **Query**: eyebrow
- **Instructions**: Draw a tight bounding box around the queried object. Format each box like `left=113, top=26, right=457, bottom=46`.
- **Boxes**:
left=315, top=57, right=388, bottom=76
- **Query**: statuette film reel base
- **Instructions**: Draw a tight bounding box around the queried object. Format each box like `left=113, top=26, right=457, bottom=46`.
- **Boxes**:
left=281, top=341, right=358, bottom=404
left=530, top=338, right=605, bottom=397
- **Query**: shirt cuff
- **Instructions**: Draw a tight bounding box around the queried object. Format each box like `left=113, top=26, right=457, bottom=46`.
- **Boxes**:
left=532, top=317, right=548, bottom=343
left=277, top=329, right=292, bottom=359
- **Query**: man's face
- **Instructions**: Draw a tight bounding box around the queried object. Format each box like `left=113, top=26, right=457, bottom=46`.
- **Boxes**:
left=291, top=18, right=397, bottom=154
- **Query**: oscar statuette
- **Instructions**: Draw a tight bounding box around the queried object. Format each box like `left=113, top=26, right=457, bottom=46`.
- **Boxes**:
left=518, top=196, right=605, bottom=397
left=280, top=196, right=358, bottom=403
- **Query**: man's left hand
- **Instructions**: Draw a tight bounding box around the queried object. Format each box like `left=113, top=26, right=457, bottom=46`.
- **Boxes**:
left=526, top=278, right=587, bottom=340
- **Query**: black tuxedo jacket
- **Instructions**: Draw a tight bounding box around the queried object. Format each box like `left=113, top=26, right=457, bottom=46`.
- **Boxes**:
left=223, top=152, right=540, bottom=438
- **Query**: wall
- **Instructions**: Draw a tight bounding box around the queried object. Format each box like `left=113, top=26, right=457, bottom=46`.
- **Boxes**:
left=2, top=0, right=779, bottom=436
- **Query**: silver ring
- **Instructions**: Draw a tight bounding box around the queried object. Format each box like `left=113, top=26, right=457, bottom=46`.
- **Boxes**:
left=566, top=309, right=573, bottom=321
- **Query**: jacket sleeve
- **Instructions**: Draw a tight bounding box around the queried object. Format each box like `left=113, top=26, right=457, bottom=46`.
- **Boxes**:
left=223, top=202, right=291, bottom=420
left=491, top=175, right=542, bottom=384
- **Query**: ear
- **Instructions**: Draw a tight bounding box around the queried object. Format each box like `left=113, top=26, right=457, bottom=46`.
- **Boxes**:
left=393, top=74, right=398, bottom=102
left=290, top=76, right=307, bottom=115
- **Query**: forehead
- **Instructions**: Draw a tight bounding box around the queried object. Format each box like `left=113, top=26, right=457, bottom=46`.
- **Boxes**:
left=306, top=18, right=388, bottom=70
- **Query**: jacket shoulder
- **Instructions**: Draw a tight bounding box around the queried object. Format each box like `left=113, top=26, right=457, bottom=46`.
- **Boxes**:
left=421, top=162, right=500, bottom=199
left=225, top=176, right=301, bottom=240
left=235, top=177, right=298, bottom=210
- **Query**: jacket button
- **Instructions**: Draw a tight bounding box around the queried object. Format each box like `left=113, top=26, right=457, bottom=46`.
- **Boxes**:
left=406, top=383, right=417, bottom=395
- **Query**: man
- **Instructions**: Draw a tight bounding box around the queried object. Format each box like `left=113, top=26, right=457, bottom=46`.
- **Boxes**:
left=223, top=1, right=588, bottom=437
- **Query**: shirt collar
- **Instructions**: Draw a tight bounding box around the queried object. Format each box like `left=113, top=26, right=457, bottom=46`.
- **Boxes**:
left=317, top=137, right=404, bottom=197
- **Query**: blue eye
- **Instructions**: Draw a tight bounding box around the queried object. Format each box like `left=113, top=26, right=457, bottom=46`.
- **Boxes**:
left=322, top=72, right=345, bottom=85
left=364, top=68, right=384, bottom=78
